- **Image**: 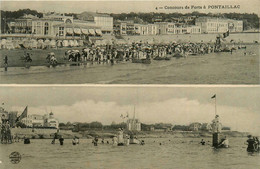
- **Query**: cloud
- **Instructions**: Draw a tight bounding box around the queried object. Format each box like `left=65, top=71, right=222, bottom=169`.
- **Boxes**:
left=11, top=98, right=260, bottom=134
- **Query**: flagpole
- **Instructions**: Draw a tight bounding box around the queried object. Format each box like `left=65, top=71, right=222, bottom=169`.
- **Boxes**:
left=215, top=96, right=217, bottom=116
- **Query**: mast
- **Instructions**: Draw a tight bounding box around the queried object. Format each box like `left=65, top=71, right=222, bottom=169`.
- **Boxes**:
left=133, top=106, right=136, bottom=120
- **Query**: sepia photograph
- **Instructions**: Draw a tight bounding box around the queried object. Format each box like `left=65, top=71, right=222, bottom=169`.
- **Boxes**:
left=0, top=86, right=260, bottom=168
left=0, top=0, right=259, bottom=84
left=0, top=0, right=259, bottom=169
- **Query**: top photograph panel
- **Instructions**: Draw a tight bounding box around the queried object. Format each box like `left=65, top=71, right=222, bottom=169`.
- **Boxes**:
left=0, top=0, right=259, bottom=84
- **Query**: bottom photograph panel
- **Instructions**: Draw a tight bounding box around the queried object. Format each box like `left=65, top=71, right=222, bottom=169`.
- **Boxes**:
left=0, top=86, right=259, bottom=169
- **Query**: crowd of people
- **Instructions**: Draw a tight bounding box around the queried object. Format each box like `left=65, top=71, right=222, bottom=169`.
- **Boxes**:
left=2, top=39, right=244, bottom=69
left=1, top=121, right=259, bottom=153
left=246, top=135, right=260, bottom=152
left=62, top=41, right=232, bottom=64
left=0, top=120, right=12, bottom=144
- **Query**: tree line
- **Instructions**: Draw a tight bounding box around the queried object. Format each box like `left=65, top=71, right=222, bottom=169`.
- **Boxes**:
left=1, top=9, right=259, bottom=33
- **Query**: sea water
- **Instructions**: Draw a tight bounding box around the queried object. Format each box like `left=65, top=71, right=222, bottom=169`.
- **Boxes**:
left=0, top=137, right=259, bottom=169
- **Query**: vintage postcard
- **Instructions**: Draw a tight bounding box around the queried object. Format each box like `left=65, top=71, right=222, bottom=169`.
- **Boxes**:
left=0, top=86, right=260, bottom=168
left=0, top=0, right=259, bottom=84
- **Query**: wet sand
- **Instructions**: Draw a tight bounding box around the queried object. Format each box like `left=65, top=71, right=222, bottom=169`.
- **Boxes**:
left=0, top=44, right=259, bottom=84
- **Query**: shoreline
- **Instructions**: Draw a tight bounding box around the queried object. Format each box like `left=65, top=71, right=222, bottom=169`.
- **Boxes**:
left=9, top=129, right=251, bottom=139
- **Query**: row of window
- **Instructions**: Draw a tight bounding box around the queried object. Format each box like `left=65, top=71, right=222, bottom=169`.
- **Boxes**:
left=208, top=22, right=228, bottom=27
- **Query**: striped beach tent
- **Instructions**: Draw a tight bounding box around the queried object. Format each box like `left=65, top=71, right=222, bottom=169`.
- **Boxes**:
left=37, top=39, right=44, bottom=49
left=62, top=40, right=69, bottom=47
left=50, top=39, right=57, bottom=48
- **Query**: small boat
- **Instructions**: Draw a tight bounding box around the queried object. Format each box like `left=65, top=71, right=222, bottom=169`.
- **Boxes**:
left=153, top=56, right=165, bottom=60
left=117, top=143, right=125, bottom=146
left=153, top=56, right=171, bottom=61
left=221, top=47, right=231, bottom=52
left=186, top=52, right=197, bottom=56
left=132, top=58, right=151, bottom=64
left=173, top=53, right=184, bottom=58
left=238, top=45, right=246, bottom=49
left=130, top=138, right=140, bottom=144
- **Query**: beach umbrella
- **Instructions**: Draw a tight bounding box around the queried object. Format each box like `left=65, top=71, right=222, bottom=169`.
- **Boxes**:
left=63, top=40, right=68, bottom=47
left=31, top=39, right=38, bottom=48
left=56, top=40, right=62, bottom=47
left=22, top=39, right=30, bottom=48
left=6, top=40, right=15, bottom=50
left=44, top=39, right=51, bottom=48
left=1, top=39, right=7, bottom=47
left=12, top=40, right=20, bottom=49
left=73, top=40, right=79, bottom=47
left=50, top=40, right=56, bottom=48
left=49, top=52, right=55, bottom=56
left=37, top=39, right=44, bottom=49
left=68, top=40, right=74, bottom=47
left=78, top=40, right=84, bottom=46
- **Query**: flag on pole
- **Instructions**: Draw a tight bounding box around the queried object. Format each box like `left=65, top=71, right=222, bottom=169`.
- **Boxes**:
left=16, top=106, right=28, bottom=122
left=211, top=94, right=216, bottom=99
left=223, top=30, right=229, bottom=38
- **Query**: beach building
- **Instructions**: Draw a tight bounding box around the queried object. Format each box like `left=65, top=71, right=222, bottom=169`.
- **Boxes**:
left=189, top=122, right=202, bottom=131
left=148, top=24, right=158, bottom=35
left=20, top=112, right=59, bottom=128
left=113, top=21, right=127, bottom=35
left=21, top=114, right=44, bottom=127
left=32, top=13, right=101, bottom=38
left=126, top=22, right=135, bottom=35
left=78, top=12, right=113, bottom=34
left=227, top=19, right=243, bottom=32
left=126, top=112, right=141, bottom=131
left=138, top=24, right=149, bottom=35
left=154, top=22, right=192, bottom=35
left=155, top=22, right=168, bottom=35
left=8, top=14, right=37, bottom=34
left=43, top=112, right=59, bottom=129
left=174, top=23, right=188, bottom=34
left=187, top=25, right=201, bottom=34
left=127, top=118, right=141, bottom=131
left=195, top=17, right=243, bottom=33
left=166, top=22, right=175, bottom=34
left=6, top=12, right=107, bottom=39
left=113, top=20, right=137, bottom=35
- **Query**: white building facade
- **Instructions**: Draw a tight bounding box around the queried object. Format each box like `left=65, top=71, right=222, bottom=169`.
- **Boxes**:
left=21, top=112, right=59, bottom=128
left=127, top=118, right=141, bottom=131
left=195, top=17, right=243, bottom=33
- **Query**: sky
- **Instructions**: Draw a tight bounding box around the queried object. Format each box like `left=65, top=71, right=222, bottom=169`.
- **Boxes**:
left=0, top=86, right=260, bottom=134
left=1, top=0, right=260, bottom=16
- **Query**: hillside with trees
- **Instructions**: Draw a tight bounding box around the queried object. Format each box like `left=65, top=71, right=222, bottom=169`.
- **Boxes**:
left=1, top=9, right=259, bottom=33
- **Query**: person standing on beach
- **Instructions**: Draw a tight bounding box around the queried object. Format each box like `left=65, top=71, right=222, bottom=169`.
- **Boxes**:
left=246, top=135, right=255, bottom=152
left=59, top=135, right=64, bottom=145
left=4, top=55, right=8, bottom=66
left=200, top=139, right=206, bottom=145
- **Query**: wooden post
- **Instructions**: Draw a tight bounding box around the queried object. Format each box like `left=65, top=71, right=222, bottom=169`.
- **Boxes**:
left=212, top=133, right=219, bottom=147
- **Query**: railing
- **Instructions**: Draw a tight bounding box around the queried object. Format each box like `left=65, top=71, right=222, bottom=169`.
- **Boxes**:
left=0, top=33, right=101, bottom=40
